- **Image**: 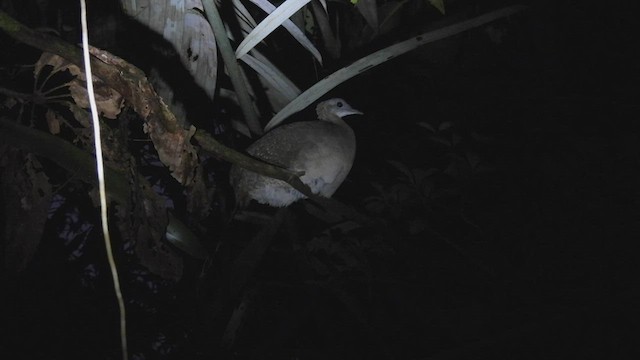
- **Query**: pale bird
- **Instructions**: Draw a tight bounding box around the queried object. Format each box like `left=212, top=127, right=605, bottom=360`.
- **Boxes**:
left=230, top=98, right=362, bottom=207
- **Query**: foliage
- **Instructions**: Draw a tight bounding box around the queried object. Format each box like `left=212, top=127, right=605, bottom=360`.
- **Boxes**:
left=0, top=1, right=536, bottom=359
left=118, top=0, right=520, bottom=132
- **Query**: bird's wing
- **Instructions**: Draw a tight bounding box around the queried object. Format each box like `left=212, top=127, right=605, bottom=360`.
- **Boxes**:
left=246, top=122, right=355, bottom=195
left=246, top=123, right=316, bottom=168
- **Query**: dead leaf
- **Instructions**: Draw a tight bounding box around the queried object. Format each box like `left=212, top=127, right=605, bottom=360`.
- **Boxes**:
left=36, top=52, right=124, bottom=120
left=45, top=109, right=61, bottom=134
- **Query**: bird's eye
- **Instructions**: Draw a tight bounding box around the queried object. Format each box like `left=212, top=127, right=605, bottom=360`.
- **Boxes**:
left=337, top=102, right=343, bottom=107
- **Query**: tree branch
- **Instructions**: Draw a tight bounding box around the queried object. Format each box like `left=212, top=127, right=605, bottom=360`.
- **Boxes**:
left=0, top=117, right=208, bottom=259
left=0, top=10, right=315, bottom=198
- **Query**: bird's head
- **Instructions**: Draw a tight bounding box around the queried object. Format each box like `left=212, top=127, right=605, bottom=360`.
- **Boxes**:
left=316, top=98, right=363, bottom=123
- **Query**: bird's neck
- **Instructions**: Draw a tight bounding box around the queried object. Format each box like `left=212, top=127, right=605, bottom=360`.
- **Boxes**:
left=321, top=114, right=351, bottom=129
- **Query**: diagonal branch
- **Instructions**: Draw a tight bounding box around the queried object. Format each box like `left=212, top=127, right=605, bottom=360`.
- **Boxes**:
left=0, top=10, right=314, bottom=197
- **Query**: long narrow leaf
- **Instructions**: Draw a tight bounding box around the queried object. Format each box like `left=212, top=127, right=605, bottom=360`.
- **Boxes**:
left=356, top=0, right=378, bottom=30
left=235, top=0, right=312, bottom=59
left=240, top=51, right=301, bottom=106
left=264, top=5, right=526, bottom=130
left=246, top=0, right=322, bottom=63
left=232, top=0, right=258, bottom=36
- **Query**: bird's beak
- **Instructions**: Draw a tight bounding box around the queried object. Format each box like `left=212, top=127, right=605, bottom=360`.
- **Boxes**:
left=338, top=108, right=363, bottom=117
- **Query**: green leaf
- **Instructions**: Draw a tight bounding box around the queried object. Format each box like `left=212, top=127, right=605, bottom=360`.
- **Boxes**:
left=438, top=121, right=453, bottom=131
left=466, top=152, right=481, bottom=170
left=355, top=0, right=378, bottom=29
left=427, top=0, right=446, bottom=14
left=387, top=159, right=413, bottom=181
left=417, top=121, right=436, bottom=133
left=428, top=135, right=452, bottom=148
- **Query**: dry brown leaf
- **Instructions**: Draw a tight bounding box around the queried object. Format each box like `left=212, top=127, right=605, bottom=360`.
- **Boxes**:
left=45, top=109, right=61, bottom=134
left=36, top=49, right=198, bottom=186
left=36, top=52, right=124, bottom=120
